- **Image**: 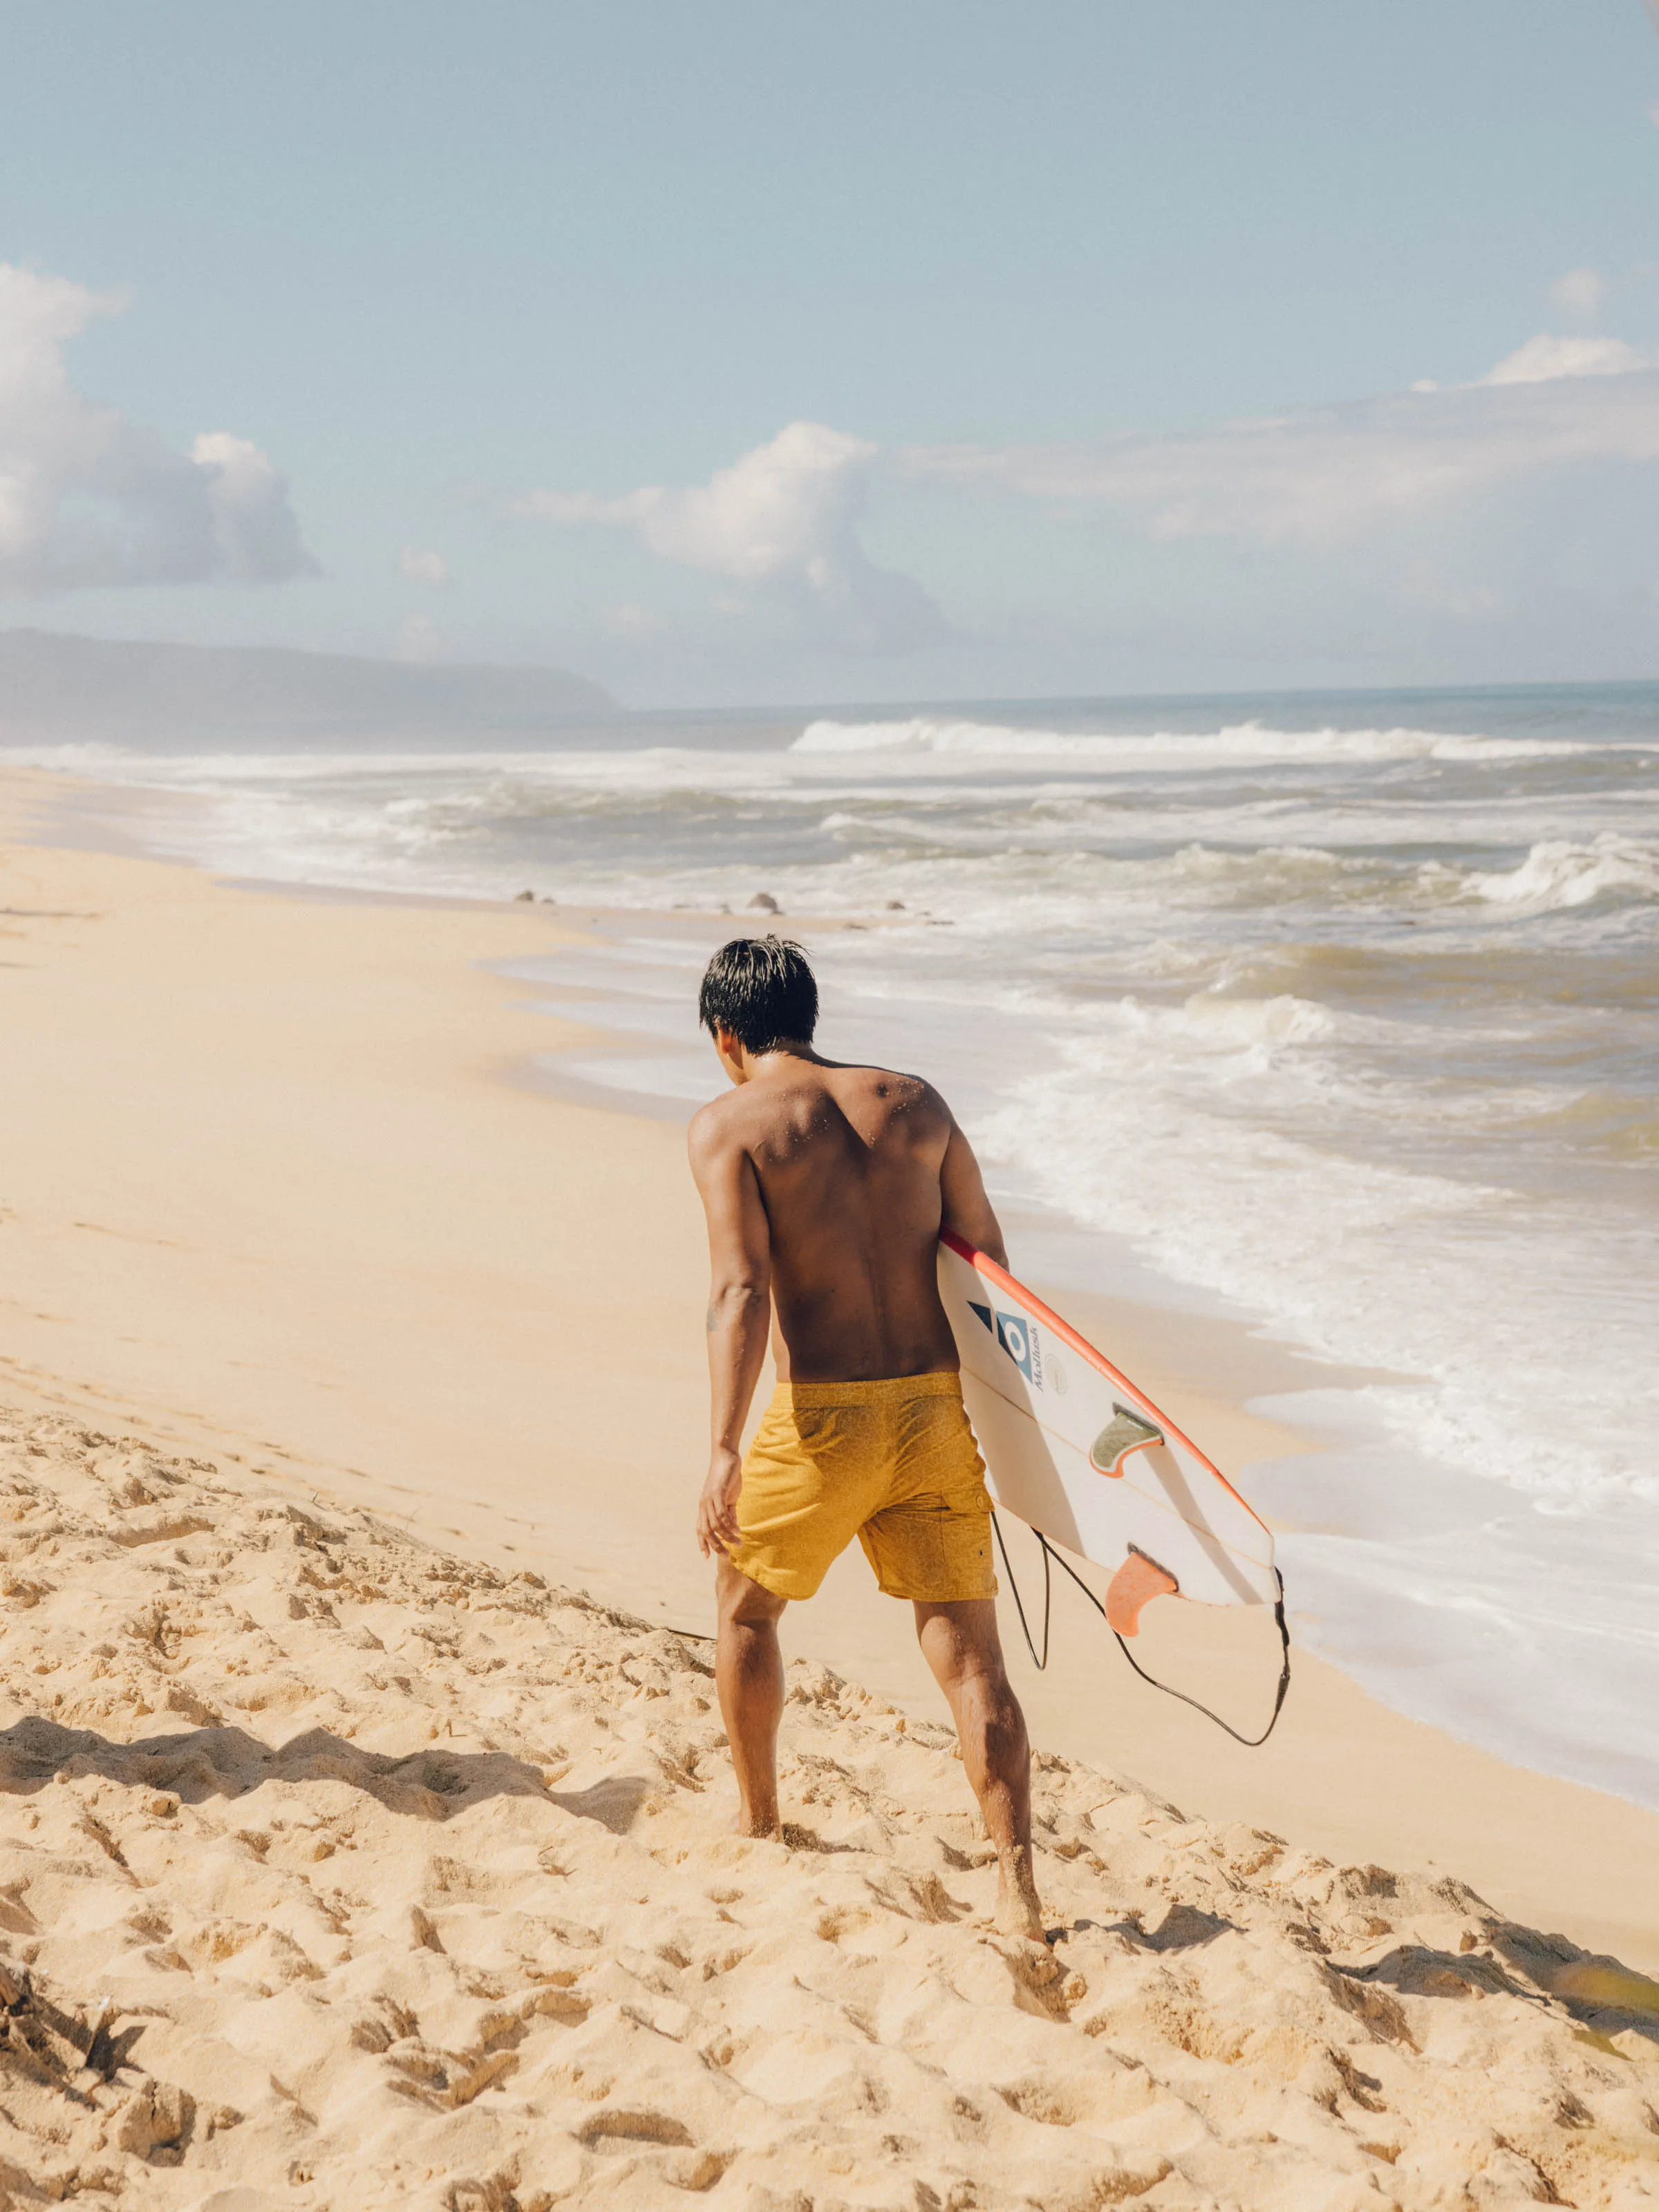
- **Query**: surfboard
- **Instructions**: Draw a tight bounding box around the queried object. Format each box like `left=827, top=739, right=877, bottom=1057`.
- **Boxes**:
left=937, top=1232, right=1278, bottom=1635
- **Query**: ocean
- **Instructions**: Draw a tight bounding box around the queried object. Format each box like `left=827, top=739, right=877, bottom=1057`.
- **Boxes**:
left=15, top=682, right=1658, bottom=1808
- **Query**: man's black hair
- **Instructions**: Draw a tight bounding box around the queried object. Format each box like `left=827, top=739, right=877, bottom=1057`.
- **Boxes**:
left=698, top=935, right=818, bottom=1055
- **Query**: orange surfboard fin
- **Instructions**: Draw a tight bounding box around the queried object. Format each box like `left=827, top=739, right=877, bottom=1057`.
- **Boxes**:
left=1105, top=1547, right=1179, bottom=1637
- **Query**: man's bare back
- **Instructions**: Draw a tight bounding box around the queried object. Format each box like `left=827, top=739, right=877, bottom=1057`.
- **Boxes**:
left=688, top=1056, right=1002, bottom=1386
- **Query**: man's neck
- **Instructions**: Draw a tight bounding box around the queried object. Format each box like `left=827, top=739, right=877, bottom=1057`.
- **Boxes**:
left=736, top=1041, right=826, bottom=1082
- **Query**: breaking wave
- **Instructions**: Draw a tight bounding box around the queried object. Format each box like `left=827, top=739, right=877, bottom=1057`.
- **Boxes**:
left=1463, top=833, right=1659, bottom=912
left=792, top=715, right=1586, bottom=767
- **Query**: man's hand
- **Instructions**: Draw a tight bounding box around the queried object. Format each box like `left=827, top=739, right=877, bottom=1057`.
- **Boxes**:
left=697, top=1446, right=744, bottom=1559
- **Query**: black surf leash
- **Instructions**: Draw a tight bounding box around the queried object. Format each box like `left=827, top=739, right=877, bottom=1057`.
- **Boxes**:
left=991, top=1510, right=1292, bottom=1749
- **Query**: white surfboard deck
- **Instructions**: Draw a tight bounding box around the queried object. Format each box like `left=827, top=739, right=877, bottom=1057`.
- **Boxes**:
left=938, top=1232, right=1277, bottom=1629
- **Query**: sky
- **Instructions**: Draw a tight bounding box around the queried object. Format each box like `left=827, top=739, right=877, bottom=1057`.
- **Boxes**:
left=3, top=0, right=1659, bottom=708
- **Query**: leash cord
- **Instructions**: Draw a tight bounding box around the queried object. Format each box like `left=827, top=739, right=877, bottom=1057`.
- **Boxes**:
left=991, top=1511, right=1293, bottom=1748
left=991, top=1510, right=1051, bottom=1669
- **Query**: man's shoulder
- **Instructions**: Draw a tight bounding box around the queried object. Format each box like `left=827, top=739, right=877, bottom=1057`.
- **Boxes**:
left=687, top=1080, right=790, bottom=1154
left=686, top=1087, right=745, bottom=1164
left=838, top=1062, right=950, bottom=1116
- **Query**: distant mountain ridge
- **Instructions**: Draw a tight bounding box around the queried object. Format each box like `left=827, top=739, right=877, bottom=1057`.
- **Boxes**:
left=0, top=628, right=615, bottom=742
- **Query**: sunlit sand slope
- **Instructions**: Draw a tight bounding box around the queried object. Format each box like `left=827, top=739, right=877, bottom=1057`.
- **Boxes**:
left=0, top=1405, right=1655, bottom=2211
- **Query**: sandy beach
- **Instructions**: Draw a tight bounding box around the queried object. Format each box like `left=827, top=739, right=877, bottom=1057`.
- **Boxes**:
left=1, top=762, right=1656, bottom=2207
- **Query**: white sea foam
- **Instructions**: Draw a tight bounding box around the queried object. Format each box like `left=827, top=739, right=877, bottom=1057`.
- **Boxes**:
left=792, top=714, right=1587, bottom=766
left=1463, top=832, right=1659, bottom=912
left=1173, top=991, right=1341, bottom=1044
left=968, top=1018, right=1651, bottom=1508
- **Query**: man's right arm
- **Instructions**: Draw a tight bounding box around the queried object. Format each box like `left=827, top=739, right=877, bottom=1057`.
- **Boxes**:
left=687, top=1105, right=772, bottom=1559
left=939, top=1110, right=1009, bottom=1271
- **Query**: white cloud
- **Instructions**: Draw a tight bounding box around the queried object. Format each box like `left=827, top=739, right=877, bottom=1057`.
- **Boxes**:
left=395, top=612, right=443, bottom=661
left=1548, top=266, right=1606, bottom=321
left=399, top=545, right=450, bottom=586
left=902, top=349, right=1659, bottom=545
left=1478, top=332, right=1644, bottom=385
left=1400, top=563, right=1500, bottom=621
left=602, top=601, right=663, bottom=637
left=515, top=420, right=946, bottom=650
left=0, top=263, right=311, bottom=594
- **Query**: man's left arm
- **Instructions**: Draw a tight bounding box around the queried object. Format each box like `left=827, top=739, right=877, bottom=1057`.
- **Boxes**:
left=939, top=1109, right=1009, bottom=1271
left=688, top=1110, right=772, bottom=1559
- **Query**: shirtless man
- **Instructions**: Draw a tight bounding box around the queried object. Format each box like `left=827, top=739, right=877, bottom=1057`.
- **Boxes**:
left=688, top=935, right=1042, bottom=1938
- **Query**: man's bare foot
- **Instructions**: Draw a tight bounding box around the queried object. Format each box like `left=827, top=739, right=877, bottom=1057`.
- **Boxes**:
left=993, top=1845, right=1046, bottom=1940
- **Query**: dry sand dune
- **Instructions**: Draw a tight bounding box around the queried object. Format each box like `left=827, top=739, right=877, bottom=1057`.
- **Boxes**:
left=0, top=1405, right=1656, bottom=2211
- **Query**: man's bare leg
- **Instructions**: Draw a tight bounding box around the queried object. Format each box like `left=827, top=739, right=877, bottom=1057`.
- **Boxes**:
left=914, top=1597, right=1044, bottom=1938
left=715, top=1555, right=789, bottom=1837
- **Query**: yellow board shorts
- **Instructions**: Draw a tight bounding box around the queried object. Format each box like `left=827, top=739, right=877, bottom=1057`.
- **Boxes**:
left=729, top=1370, right=997, bottom=1604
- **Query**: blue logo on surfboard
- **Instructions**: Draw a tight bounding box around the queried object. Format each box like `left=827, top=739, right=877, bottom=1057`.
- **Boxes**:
left=969, top=1300, right=1041, bottom=1385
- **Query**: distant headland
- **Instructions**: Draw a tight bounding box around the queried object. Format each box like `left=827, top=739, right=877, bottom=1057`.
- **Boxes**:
left=0, top=627, right=615, bottom=744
